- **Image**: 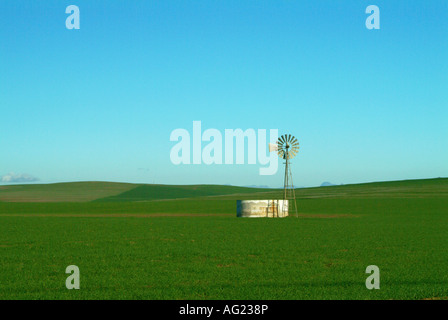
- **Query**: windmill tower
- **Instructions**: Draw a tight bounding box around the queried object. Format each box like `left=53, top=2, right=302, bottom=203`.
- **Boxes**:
left=269, top=134, right=299, bottom=217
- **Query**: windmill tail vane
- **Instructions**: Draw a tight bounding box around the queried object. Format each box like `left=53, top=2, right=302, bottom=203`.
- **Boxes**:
left=268, top=143, right=278, bottom=152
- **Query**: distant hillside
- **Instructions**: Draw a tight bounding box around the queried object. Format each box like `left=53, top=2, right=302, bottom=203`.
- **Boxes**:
left=0, top=182, right=135, bottom=202
left=0, top=178, right=447, bottom=202
left=96, top=184, right=272, bottom=202
left=0, top=182, right=274, bottom=203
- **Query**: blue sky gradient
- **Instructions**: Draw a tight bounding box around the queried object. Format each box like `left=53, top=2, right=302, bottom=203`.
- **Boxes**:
left=1, top=1, right=447, bottom=187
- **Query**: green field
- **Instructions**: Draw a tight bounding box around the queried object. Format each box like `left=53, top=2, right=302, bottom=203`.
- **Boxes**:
left=0, top=178, right=447, bottom=299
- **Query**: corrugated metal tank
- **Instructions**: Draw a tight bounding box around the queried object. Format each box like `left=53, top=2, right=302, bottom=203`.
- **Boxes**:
left=236, top=200, right=289, bottom=218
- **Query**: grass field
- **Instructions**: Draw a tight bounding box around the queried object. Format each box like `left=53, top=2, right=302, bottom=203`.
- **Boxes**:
left=0, top=178, right=447, bottom=299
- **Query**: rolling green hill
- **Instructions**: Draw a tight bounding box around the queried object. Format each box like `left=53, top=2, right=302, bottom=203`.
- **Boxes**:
left=0, top=181, right=135, bottom=202
left=0, top=177, right=447, bottom=203
left=96, top=184, right=273, bottom=202
left=0, top=178, right=448, bottom=202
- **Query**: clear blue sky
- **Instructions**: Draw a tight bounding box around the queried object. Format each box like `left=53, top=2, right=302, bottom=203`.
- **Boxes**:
left=1, top=0, right=447, bottom=187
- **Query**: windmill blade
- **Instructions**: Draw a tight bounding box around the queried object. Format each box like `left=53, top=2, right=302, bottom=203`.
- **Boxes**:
left=288, top=134, right=292, bottom=142
left=279, top=135, right=286, bottom=143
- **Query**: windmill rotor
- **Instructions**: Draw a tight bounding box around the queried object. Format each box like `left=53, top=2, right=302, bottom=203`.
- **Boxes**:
left=276, top=134, right=300, bottom=160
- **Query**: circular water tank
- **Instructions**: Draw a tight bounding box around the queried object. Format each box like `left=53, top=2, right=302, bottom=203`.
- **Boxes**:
left=236, top=200, right=289, bottom=218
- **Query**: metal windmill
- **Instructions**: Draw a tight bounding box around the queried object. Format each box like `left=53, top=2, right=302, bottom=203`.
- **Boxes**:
left=269, top=134, right=299, bottom=217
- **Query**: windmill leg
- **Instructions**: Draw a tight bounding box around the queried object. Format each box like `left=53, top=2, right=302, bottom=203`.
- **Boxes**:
left=288, top=162, right=298, bottom=218
left=283, top=155, right=289, bottom=217
left=283, top=158, right=288, bottom=202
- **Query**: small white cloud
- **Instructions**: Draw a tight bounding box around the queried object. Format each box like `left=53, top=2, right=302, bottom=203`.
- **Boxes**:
left=1, top=172, right=39, bottom=183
